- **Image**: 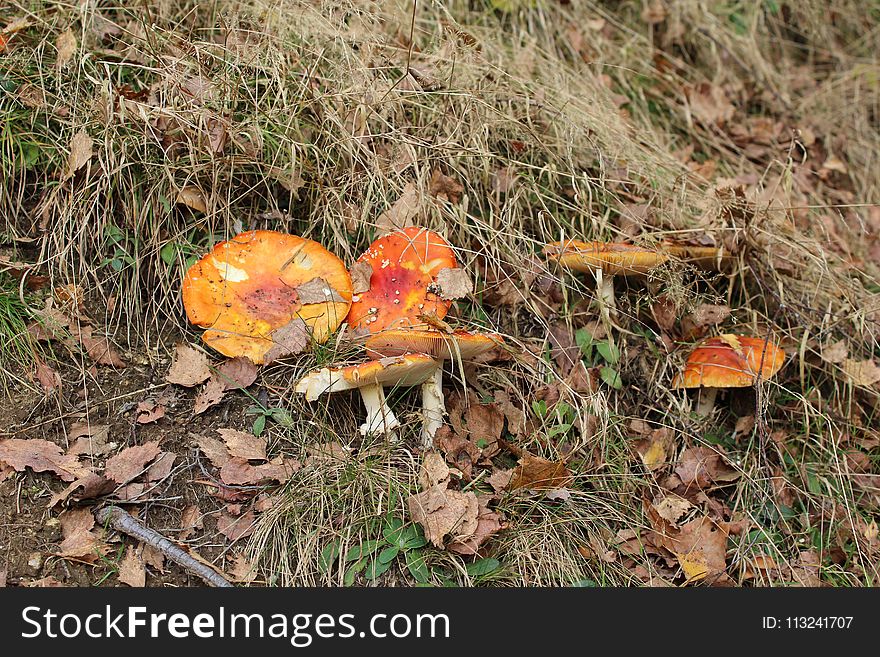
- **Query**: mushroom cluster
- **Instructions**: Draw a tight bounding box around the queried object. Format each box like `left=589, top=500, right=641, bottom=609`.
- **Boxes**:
left=294, top=226, right=503, bottom=447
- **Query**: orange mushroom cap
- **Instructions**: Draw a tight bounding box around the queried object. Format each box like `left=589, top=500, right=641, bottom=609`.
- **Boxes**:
left=346, top=226, right=457, bottom=333
left=543, top=240, right=669, bottom=275
left=295, top=353, right=439, bottom=401
left=672, top=335, right=786, bottom=389
left=364, top=329, right=503, bottom=360
left=182, top=230, right=352, bottom=364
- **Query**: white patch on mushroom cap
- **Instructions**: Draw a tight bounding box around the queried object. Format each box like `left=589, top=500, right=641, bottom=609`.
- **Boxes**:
left=211, top=257, right=249, bottom=282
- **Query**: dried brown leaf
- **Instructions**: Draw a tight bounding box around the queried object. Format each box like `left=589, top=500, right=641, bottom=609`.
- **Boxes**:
left=419, top=451, right=450, bottom=491
left=509, top=453, right=572, bottom=491
left=63, top=129, right=93, bottom=180
left=193, top=377, right=226, bottom=415
left=376, top=182, right=420, bottom=233
left=0, top=438, right=89, bottom=482
left=216, top=356, right=258, bottom=390
left=349, top=261, right=373, bottom=295
left=296, top=277, right=346, bottom=304
left=104, top=441, right=162, bottom=484
left=193, top=434, right=230, bottom=468
left=408, top=485, right=479, bottom=548
left=217, top=509, right=256, bottom=542
left=55, top=29, right=77, bottom=70
left=263, top=317, right=310, bottom=364
left=217, top=428, right=267, bottom=462
left=165, top=344, right=212, bottom=387
left=435, top=267, right=473, bottom=301
left=429, top=169, right=464, bottom=204
left=118, top=545, right=146, bottom=587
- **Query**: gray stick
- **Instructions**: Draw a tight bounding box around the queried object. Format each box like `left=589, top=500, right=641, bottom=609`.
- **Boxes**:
left=94, top=505, right=234, bottom=588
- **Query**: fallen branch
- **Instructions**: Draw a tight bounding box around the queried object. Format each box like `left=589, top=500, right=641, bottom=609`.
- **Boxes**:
left=94, top=505, right=234, bottom=588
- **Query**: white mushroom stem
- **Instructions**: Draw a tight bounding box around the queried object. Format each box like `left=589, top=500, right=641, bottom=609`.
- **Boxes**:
left=420, top=365, right=446, bottom=448
left=695, top=387, right=718, bottom=417
left=358, top=384, right=400, bottom=436
left=594, top=267, right=616, bottom=325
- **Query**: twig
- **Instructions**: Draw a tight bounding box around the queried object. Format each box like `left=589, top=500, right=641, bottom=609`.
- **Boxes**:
left=94, top=505, right=234, bottom=588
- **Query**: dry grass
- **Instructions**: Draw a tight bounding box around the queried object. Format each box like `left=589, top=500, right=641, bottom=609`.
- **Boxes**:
left=1, top=0, right=878, bottom=586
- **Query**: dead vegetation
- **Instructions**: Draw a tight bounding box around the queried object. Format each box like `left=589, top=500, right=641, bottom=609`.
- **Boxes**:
left=1, top=0, right=878, bottom=587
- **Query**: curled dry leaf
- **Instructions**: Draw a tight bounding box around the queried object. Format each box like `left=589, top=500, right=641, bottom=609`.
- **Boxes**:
left=58, top=507, right=107, bottom=561
left=0, top=438, right=90, bottom=482
left=104, top=441, right=162, bottom=485
left=33, top=359, right=61, bottom=394
left=509, top=453, right=572, bottom=491
left=376, top=182, right=420, bottom=233
left=165, top=344, right=212, bottom=387
left=217, top=428, right=267, bottom=462
left=74, top=325, right=126, bottom=367
left=349, top=261, right=373, bottom=295
left=446, top=495, right=504, bottom=555
left=429, top=169, right=465, bottom=204
left=674, top=447, right=740, bottom=490
left=47, top=472, right=115, bottom=508
left=434, top=267, right=474, bottom=301
left=63, top=129, right=93, bottom=180
left=419, top=451, right=450, bottom=491
left=408, top=485, right=479, bottom=549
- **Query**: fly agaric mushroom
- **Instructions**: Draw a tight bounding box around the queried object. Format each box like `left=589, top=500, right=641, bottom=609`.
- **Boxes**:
left=182, top=230, right=352, bottom=364
left=346, top=226, right=459, bottom=333
left=294, top=354, right=439, bottom=436
left=672, top=334, right=786, bottom=416
left=364, top=329, right=503, bottom=447
left=543, top=240, right=669, bottom=326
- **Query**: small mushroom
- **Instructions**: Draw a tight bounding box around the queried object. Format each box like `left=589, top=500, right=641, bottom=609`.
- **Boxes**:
left=672, top=334, right=786, bottom=416
left=543, top=240, right=668, bottom=326
left=295, top=354, right=439, bottom=436
left=364, top=329, right=503, bottom=447
left=346, top=226, right=458, bottom=332
left=544, top=240, right=726, bottom=329
left=182, top=230, right=352, bottom=363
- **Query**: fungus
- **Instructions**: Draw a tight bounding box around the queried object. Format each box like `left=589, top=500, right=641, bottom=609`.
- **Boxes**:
left=182, top=230, right=352, bottom=364
left=294, top=354, right=439, bottom=436
left=672, top=334, right=786, bottom=416
left=364, top=329, right=503, bottom=447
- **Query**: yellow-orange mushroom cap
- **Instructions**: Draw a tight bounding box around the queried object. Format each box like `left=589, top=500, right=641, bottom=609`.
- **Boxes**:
left=364, top=329, right=503, bottom=361
left=182, top=230, right=352, bottom=364
left=346, top=226, right=457, bottom=333
left=543, top=240, right=669, bottom=276
left=672, top=335, right=786, bottom=389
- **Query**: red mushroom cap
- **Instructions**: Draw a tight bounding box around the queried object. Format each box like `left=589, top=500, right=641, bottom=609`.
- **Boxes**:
left=346, top=227, right=457, bottom=333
